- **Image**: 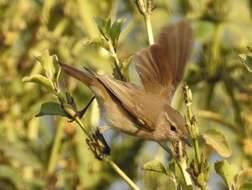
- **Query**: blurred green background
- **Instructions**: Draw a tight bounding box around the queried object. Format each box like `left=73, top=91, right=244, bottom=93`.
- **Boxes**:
left=0, top=0, right=252, bottom=189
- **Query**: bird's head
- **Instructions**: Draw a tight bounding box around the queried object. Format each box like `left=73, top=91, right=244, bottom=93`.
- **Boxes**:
left=156, top=104, right=189, bottom=143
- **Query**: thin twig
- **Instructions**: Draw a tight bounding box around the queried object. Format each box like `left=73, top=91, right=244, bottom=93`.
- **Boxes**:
left=177, top=157, right=192, bottom=186
left=144, top=14, right=154, bottom=45
left=135, top=0, right=154, bottom=45
left=108, top=40, right=125, bottom=81
left=105, top=157, right=140, bottom=190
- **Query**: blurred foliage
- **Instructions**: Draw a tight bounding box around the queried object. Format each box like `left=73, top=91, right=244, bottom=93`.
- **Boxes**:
left=0, top=0, right=252, bottom=189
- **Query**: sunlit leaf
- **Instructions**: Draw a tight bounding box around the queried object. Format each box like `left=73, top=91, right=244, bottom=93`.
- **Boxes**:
left=36, top=51, right=60, bottom=81
left=22, top=74, right=54, bottom=92
left=94, top=16, right=124, bottom=48
left=202, top=129, right=232, bottom=157
left=215, top=160, right=236, bottom=189
left=143, top=160, right=167, bottom=175
left=36, top=102, right=68, bottom=117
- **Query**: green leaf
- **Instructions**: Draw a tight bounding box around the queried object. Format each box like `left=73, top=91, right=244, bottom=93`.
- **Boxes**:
left=93, top=17, right=105, bottom=30
left=94, top=17, right=109, bottom=39
left=36, top=50, right=60, bottom=81
left=240, top=183, right=252, bottom=190
left=94, top=16, right=124, bottom=48
left=36, top=102, right=68, bottom=117
left=22, top=74, right=54, bottom=92
left=215, top=160, right=236, bottom=189
left=110, top=19, right=124, bottom=48
left=202, top=129, right=232, bottom=157
left=105, top=18, right=111, bottom=35
left=143, top=160, right=167, bottom=175
left=239, top=53, right=252, bottom=72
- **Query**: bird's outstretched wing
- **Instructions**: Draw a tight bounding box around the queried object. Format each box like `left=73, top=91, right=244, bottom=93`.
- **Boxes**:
left=135, top=20, right=193, bottom=102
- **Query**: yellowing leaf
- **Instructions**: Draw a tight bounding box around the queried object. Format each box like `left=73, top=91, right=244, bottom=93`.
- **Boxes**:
left=202, top=129, right=232, bottom=158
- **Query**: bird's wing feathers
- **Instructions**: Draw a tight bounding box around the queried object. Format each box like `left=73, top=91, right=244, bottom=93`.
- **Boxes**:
left=135, top=20, right=193, bottom=100
left=97, top=75, right=164, bottom=130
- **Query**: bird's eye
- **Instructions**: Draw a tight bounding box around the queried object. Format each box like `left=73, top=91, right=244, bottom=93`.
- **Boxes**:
left=170, top=125, right=177, bottom=132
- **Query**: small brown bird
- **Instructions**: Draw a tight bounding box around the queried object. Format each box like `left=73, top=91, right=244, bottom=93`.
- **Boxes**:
left=60, top=20, right=193, bottom=142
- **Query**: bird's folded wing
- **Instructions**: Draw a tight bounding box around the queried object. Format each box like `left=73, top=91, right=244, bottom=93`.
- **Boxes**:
left=135, top=20, right=193, bottom=101
left=97, top=75, right=163, bottom=130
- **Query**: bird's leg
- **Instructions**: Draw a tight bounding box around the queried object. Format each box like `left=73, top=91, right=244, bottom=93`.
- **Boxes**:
left=77, top=96, right=95, bottom=118
left=63, top=94, right=95, bottom=122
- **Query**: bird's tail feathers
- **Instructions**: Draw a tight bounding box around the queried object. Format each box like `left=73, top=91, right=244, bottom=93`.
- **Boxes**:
left=59, top=62, right=95, bottom=86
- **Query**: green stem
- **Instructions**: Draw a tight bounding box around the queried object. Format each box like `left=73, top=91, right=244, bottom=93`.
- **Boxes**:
left=136, top=0, right=154, bottom=45
left=193, top=139, right=201, bottom=165
left=108, top=40, right=125, bottom=81
left=47, top=122, right=65, bottom=175
left=105, top=157, right=140, bottom=190
left=177, top=158, right=192, bottom=186
left=75, top=117, right=90, bottom=137
left=159, top=142, right=192, bottom=186
left=184, top=85, right=201, bottom=164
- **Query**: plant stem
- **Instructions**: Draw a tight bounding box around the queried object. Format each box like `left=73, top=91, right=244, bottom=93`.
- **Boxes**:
left=193, top=139, right=201, bottom=165
left=75, top=117, right=90, bottom=137
left=105, top=157, right=140, bottom=190
left=184, top=84, right=201, bottom=164
left=47, top=121, right=65, bottom=175
left=108, top=40, right=125, bottom=81
left=144, top=14, right=154, bottom=45
left=177, top=157, right=192, bottom=186
left=159, top=142, right=192, bottom=186
left=135, top=0, right=154, bottom=45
